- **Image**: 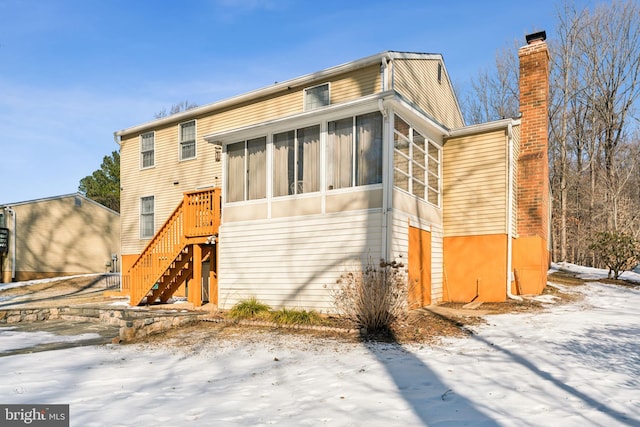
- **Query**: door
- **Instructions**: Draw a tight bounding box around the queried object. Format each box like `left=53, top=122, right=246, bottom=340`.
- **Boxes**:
left=408, top=225, right=431, bottom=308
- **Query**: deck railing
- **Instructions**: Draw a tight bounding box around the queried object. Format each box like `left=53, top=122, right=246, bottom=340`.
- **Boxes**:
left=123, top=188, right=220, bottom=305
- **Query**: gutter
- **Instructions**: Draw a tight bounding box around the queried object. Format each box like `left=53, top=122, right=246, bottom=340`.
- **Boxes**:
left=506, top=124, right=522, bottom=301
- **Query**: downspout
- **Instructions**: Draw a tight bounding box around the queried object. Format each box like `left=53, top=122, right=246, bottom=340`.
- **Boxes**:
left=507, top=124, right=522, bottom=300
left=379, top=54, right=392, bottom=262
left=378, top=98, right=390, bottom=262
left=6, top=207, right=16, bottom=281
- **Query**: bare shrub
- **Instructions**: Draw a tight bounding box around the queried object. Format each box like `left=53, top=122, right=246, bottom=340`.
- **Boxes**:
left=333, top=260, right=408, bottom=332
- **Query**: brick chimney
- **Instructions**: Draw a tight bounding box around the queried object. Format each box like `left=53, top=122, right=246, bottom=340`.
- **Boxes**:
left=512, top=31, right=550, bottom=295
left=517, top=31, right=549, bottom=240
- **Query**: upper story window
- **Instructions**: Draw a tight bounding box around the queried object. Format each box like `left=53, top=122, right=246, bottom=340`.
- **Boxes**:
left=393, top=115, right=440, bottom=206
left=304, top=83, right=329, bottom=111
left=326, top=112, right=383, bottom=190
left=140, top=195, right=155, bottom=238
left=140, top=131, right=155, bottom=168
left=273, top=125, right=320, bottom=196
left=227, top=137, right=267, bottom=203
left=179, top=120, right=196, bottom=160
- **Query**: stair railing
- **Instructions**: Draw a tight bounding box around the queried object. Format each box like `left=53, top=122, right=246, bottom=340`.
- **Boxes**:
left=124, top=188, right=220, bottom=305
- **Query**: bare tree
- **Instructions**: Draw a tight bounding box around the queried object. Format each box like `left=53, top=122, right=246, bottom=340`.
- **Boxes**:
left=463, top=0, right=640, bottom=271
left=579, top=1, right=640, bottom=230
left=463, top=44, right=520, bottom=124
left=154, top=100, right=199, bottom=119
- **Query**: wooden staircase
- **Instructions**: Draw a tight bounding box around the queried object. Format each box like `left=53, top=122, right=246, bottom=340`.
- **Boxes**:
left=122, top=188, right=221, bottom=306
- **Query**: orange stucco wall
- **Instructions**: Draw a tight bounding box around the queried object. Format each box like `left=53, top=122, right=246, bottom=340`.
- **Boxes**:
left=512, top=236, right=549, bottom=295
left=443, top=234, right=508, bottom=302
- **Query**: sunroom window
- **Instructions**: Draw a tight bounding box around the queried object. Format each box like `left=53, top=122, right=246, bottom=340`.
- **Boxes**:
left=227, top=137, right=267, bottom=202
left=273, top=125, right=320, bottom=196
left=393, top=115, right=440, bottom=206
left=327, top=112, right=383, bottom=190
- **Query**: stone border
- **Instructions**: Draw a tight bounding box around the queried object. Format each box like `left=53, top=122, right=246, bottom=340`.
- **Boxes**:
left=0, top=306, right=208, bottom=343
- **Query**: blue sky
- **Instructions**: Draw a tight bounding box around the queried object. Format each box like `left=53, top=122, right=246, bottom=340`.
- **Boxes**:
left=0, top=0, right=581, bottom=205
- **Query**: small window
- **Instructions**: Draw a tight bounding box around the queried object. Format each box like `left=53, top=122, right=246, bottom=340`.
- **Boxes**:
left=141, top=132, right=155, bottom=168
left=179, top=120, right=196, bottom=160
left=304, top=83, right=329, bottom=111
left=140, top=196, right=155, bottom=238
left=437, top=63, right=442, bottom=84
left=74, top=196, right=82, bottom=207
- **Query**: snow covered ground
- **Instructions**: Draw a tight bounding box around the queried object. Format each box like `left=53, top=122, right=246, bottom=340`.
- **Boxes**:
left=1, top=263, right=639, bottom=426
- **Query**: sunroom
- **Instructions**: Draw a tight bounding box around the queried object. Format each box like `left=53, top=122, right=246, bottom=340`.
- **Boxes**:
left=204, top=92, right=447, bottom=311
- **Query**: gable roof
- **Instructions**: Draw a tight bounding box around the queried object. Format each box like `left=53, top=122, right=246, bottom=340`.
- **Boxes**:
left=1, top=193, right=120, bottom=216
left=114, top=51, right=447, bottom=140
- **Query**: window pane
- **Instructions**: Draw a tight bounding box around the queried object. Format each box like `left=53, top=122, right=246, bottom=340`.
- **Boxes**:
left=428, top=188, right=439, bottom=205
left=428, top=156, right=439, bottom=176
left=180, top=121, right=195, bottom=142
left=394, top=151, right=409, bottom=174
left=356, top=112, right=383, bottom=186
left=273, top=131, right=295, bottom=196
left=394, top=170, right=409, bottom=192
left=142, top=152, right=154, bottom=168
left=428, top=141, right=439, bottom=159
left=394, top=115, right=409, bottom=138
left=412, top=179, right=425, bottom=199
left=413, top=162, right=426, bottom=184
left=180, top=121, right=196, bottom=160
left=247, top=137, right=266, bottom=200
left=305, top=84, right=329, bottom=110
left=298, top=125, right=320, bottom=193
left=327, top=118, right=353, bottom=190
left=141, top=133, right=154, bottom=168
left=181, top=141, right=196, bottom=160
left=413, top=130, right=426, bottom=152
left=140, top=196, right=154, bottom=238
left=227, top=142, right=245, bottom=202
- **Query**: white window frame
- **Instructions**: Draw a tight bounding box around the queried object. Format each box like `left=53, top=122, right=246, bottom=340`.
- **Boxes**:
left=393, top=115, right=441, bottom=207
left=304, top=83, right=330, bottom=111
left=140, top=195, right=155, bottom=239
left=226, top=137, right=267, bottom=203
left=327, top=111, right=383, bottom=191
left=273, top=125, right=321, bottom=197
left=179, top=120, right=197, bottom=161
left=140, top=131, right=155, bottom=169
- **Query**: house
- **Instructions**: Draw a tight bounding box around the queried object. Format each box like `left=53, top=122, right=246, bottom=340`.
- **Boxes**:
left=115, top=32, right=550, bottom=311
left=0, top=193, right=121, bottom=282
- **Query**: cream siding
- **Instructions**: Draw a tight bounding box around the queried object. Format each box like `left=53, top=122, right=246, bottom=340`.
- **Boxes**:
left=511, top=124, right=520, bottom=236
left=1, top=195, right=120, bottom=281
left=393, top=59, right=464, bottom=129
left=218, top=210, right=385, bottom=312
left=443, top=130, right=508, bottom=237
left=119, top=65, right=382, bottom=256
left=120, top=128, right=221, bottom=255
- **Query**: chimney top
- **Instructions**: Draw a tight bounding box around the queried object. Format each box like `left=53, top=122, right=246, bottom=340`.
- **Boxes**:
left=525, top=31, right=546, bottom=45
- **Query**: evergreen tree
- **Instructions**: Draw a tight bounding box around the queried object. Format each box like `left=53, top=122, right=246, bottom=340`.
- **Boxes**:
left=79, top=151, right=120, bottom=212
